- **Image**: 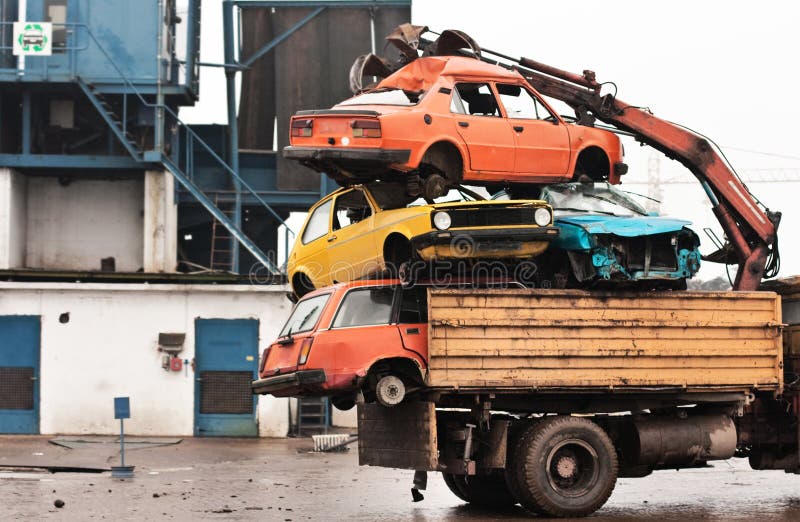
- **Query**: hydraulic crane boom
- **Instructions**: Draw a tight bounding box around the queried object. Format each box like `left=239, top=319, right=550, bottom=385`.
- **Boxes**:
left=425, top=38, right=780, bottom=291
left=510, top=55, right=781, bottom=291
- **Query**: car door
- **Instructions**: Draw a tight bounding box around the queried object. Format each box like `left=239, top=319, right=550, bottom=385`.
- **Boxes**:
left=327, top=188, right=379, bottom=283
left=451, top=82, right=516, bottom=174
left=295, top=198, right=333, bottom=286
left=318, top=287, right=404, bottom=380
left=495, top=83, right=571, bottom=178
left=395, top=286, right=428, bottom=365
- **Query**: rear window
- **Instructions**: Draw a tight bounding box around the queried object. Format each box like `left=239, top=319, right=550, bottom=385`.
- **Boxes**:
left=332, top=287, right=395, bottom=328
left=339, top=88, right=425, bottom=106
left=279, top=293, right=330, bottom=337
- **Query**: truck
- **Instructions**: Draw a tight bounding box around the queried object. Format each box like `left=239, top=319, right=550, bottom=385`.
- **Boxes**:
left=356, top=284, right=790, bottom=517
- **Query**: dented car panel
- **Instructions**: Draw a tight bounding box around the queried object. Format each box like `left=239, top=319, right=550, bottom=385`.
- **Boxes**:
left=542, top=182, right=702, bottom=286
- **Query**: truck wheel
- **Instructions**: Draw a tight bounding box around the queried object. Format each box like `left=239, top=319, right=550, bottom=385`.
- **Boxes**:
left=510, top=416, right=618, bottom=517
left=441, top=473, right=468, bottom=502
left=375, top=375, right=405, bottom=407
left=442, top=472, right=516, bottom=508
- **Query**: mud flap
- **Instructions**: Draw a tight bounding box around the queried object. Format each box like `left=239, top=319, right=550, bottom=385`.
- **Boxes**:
left=358, top=401, right=438, bottom=471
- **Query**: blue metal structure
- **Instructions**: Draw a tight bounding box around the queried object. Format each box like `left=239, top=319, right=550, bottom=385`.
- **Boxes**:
left=0, top=316, right=40, bottom=434
left=0, top=0, right=406, bottom=274
left=194, top=318, right=259, bottom=437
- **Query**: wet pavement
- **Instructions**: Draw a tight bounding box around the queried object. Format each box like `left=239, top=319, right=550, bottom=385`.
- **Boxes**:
left=2, top=435, right=800, bottom=520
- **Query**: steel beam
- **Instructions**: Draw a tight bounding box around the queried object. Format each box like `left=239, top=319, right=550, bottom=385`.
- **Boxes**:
left=239, top=7, right=326, bottom=68
left=0, top=154, right=146, bottom=169
left=223, top=1, right=242, bottom=272
left=21, top=91, right=31, bottom=155
left=227, top=0, right=409, bottom=6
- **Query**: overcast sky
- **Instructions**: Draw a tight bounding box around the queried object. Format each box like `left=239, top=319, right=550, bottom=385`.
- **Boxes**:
left=182, top=0, right=800, bottom=281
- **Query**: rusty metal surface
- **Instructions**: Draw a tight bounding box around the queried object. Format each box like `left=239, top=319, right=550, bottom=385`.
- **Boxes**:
left=358, top=401, right=438, bottom=471
left=427, top=288, right=783, bottom=393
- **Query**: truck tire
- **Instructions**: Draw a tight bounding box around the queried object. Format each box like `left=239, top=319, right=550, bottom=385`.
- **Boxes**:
left=441, top=472, right=517, bottom=508
left=441, top=473, right=468, bottom=502
left=509, top=416, right=618, bottom=518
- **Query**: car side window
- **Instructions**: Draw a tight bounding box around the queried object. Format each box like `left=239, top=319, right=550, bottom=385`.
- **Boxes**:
left=495, top=83, right=554, bottom=120
left=332, top=189, right=372, bottom=231
left=451, top=83, right=501, bottom=117
left=301, top=199, right=332, bottom=244
left=397, top=287, right=428, bottom=324
left=332, top=287, right=396, bottom=328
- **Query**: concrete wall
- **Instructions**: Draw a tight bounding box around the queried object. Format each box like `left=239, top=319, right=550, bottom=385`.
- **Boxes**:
left=0, top=282, right=294, bottom=437
left=143, top=170, right=178, bottom=272
left=25, top=177, right=145, bottom=272
left=0, top=168, right=28, bottom=269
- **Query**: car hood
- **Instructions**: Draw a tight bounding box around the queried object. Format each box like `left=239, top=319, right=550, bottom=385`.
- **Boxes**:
left=555, top=214, right=692, bottom=237
left=431, top=199, right=546, bottom=211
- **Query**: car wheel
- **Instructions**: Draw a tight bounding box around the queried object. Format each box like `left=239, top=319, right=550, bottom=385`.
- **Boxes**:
left=375, top=375, right=405, bottom=407
left=332, top=396, right=356, bottom=411
left=292, top=273, right=315, bottom=298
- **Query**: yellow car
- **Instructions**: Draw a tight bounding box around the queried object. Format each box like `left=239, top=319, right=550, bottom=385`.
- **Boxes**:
left=287, top=183, right=559, bottom=297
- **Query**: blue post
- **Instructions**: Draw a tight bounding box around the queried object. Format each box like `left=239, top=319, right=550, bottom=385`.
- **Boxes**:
left=223, top=1, right=241, bottom=273
left=112, top=397, right=132, bottom=478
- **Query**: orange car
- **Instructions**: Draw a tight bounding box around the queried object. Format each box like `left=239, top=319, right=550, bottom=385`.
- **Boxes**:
left=251, top=280, right=427, bottom=410
left=285, top=55, right=627, bottom=199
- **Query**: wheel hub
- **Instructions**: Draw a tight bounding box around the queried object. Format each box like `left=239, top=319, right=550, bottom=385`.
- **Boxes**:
left=555, top=455, right=578, bottom=479
left=545, top=439, right=600, bottom=498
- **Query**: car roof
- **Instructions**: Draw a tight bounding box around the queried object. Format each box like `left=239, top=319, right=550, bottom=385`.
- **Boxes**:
left=301, top=279, right=402, bottom=300
left=377, top=55, right=525, bottom=93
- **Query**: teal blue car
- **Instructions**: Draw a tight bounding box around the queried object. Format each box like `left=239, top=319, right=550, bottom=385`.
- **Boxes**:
left=539, top=182, right=701, bottom=289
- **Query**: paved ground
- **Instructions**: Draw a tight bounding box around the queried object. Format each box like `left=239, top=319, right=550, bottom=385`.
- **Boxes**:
left=2, top=435, right=800, bottom=520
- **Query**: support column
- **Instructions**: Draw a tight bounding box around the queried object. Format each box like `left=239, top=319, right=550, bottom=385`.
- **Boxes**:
left=143, top=170, right=177, bottom=273
left=0, top=168, right=28, bottom=269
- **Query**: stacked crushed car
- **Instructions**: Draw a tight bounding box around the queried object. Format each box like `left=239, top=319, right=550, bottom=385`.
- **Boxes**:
left=257, top=23, right=704, bottom=403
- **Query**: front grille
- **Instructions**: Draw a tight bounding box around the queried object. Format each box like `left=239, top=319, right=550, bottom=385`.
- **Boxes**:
left=199, top=371, right=253, bottom=414
left=0, top=367, right=34, bottom=410
left=444, top=208, right=537, bottom=228
left=621, top=233, right=678, bottom=271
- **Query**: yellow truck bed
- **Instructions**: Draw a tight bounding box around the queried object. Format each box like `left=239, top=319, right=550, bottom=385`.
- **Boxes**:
left=427, top=288, right=783, bottom=393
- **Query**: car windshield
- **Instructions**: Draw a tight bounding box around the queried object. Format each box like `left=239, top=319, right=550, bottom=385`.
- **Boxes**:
left=364, top=182, right=486, bottom=210
left=407, top=186, right=487, bottom=207
left=542, top=182, right=648, bottom=217
left=278, top=293, right=330, bottom=337
left=338, top=87, right=425, bottom=106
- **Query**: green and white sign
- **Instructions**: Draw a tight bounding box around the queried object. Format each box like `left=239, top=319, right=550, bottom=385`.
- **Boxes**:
left=13, top=22, right=52, bottom=56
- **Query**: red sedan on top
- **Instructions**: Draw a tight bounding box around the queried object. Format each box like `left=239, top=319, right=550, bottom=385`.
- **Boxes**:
left=285, top=55, right=627, bottom=199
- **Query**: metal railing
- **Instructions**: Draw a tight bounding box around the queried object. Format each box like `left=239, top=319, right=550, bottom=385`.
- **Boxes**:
left=1, top=21, right=296, bottom=274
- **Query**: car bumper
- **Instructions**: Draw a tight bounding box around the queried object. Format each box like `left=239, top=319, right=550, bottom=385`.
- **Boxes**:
left=251, top=369, right=327, bottom=396
left=412, top=227, right=560, bottom=261
left=283, top=146, right=411, bottom=165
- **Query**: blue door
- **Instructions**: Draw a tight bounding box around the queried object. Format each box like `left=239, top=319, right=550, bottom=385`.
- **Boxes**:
left=0, top=316, right=41, bottom=434
left=195, top=319, right=259, bottom=437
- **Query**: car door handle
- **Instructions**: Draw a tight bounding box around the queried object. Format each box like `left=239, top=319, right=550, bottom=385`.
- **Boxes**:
left=327, top=235, right=337, bottom=242
left=406, top=328, right=419, bottom=334
left=513, top=125, right=524, bottom=132
left=458, top=121, right=469, bottom=128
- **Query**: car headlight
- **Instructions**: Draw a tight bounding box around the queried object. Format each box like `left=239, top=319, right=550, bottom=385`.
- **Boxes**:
left=534, top=207, right=552, bottom=226
left=433, top=211, right=451, bottom=230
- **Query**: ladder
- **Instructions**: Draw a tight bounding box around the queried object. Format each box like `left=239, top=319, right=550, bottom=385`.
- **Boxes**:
left=295, top=397, right=330, bottom=436
left=209, top=194, right=235, bottom=271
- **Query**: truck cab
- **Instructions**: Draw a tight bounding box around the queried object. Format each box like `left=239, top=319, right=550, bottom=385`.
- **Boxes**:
left=251, top=280, right=428, bottom=410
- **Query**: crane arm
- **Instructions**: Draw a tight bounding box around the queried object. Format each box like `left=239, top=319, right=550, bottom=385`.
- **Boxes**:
left=512, top=57, right=780, bottom=291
